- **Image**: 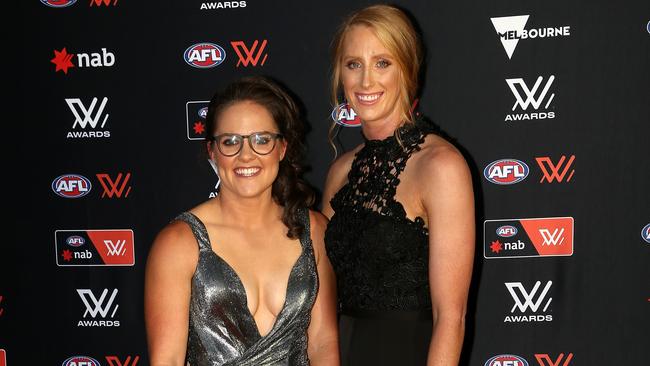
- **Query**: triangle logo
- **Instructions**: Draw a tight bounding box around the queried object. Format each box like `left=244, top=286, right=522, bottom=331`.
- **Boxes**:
left=491, top=15, right=530, bottom=59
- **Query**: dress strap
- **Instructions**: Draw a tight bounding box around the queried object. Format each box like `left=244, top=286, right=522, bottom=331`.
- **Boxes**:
left=173, top=212, right=212, bottom=251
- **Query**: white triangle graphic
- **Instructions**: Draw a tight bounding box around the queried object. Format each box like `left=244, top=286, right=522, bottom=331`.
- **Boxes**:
left=491, top=15, right=529, bottom=59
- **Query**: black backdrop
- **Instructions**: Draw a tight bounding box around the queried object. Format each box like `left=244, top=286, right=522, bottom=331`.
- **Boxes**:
left=6, top=1, right=650, bottom=365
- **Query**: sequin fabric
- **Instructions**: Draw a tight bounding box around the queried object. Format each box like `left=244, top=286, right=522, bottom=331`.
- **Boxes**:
left=325, top=118, right=438, bottom=312
left=175, top=208, right=317, bottom=366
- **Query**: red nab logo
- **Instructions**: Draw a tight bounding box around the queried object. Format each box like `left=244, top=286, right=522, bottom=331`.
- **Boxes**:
left=96, top=172, right=132, bottom=198
left=534, top=353, right=573, bottom=366
left=536, top=155, right=575, bottom=183
left=56, top=229, right=135, bottom=266
left=484, top=159, right=529, bottom=185
left=231, top=40, right=268, bottom=67
left=62, top=356, right=101, bottom=366
left=184, top=43, right=226, bottom=68
left=331, top=103, right=361, bottom=127
left=485, top=354, right=529, bottom=366
left=106, top=355, right=140, bottom=366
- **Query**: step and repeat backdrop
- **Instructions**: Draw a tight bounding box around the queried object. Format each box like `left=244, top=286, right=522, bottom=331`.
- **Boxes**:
left=6, top=0, right=649, bottom=365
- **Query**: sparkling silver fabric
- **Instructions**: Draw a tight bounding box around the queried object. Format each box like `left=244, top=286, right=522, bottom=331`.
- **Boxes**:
left=175, top=208, right=317, bottom=366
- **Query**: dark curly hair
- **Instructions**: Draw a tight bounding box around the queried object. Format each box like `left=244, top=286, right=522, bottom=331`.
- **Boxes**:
left=205, top=76, right=315, bottom=239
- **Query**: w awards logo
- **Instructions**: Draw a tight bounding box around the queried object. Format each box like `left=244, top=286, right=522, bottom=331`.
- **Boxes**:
left=65, top=97, right=111, bottom=138
left=96, top=172, right=132, bottom=198
left=535, top=353, right=573, bottom=366
left=231, top=40, right=268, bottom=67
left=505, top=75, right=556, bottom=122
left=77, top=288, right=120, bottom=327
left=504, top=280, right=553, bottom=323
left=56, top=229, right=135, bottom=266
left=536, top=155, right=575, bottom=183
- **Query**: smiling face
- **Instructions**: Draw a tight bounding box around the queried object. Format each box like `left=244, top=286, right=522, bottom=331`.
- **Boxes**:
left=340, top=25, right=403, bottom=131
left=210, top=100, right=286, bottom=200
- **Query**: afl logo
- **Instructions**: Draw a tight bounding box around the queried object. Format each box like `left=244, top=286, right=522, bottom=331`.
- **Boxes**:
left=66, top=236, right=86, bottom=247
left=331, top=103, right=361, bottom=127
left=485, top=354, right=529, bottom=366
left=642, top=223, right=650, bottom=244
left=484, top=159, right=529, bottom=185
left=198, top=107, right=208, bottom=119
left=52, top=174, right=92, bottom=198
left=41, top=0, right=77, bottom=7
left=496, top=225, right=518, bottom=238
left=62, top=356, right=101, bottom=366
left=184, top=43, right=226, bottom=68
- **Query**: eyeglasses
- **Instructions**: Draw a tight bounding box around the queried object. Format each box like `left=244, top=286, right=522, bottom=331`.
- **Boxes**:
left=208, top=131, right=284, bottom=157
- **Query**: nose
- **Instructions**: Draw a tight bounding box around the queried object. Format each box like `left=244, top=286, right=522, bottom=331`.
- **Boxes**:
left=237, top=138, right=256, bottom=161
left=361, top=65, right=373, bottom=89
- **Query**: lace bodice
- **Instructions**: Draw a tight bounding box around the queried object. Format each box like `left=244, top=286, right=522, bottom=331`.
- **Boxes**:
left=325, top=118, right=438, bottom=312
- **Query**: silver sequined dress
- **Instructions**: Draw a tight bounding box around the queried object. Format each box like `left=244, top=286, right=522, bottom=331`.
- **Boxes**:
left=175, top=208, right=318, bottom=366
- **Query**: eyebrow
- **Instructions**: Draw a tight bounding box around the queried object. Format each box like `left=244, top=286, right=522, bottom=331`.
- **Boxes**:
left=342, top=53, right=394, bottom=61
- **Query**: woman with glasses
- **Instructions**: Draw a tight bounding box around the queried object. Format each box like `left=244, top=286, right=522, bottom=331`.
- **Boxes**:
left=145, top=76, right=339, bottom=366
left=322, top=5, right=475, bottom=365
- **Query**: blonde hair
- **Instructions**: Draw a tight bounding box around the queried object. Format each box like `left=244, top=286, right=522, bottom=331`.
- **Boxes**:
left=330, top=5, right=422, bottom=125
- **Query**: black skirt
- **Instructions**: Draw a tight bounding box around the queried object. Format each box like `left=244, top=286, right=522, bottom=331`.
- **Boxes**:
left=338, top=310, right=433, bottom=366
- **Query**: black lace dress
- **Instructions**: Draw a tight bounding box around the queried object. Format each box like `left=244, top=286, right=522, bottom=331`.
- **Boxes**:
left=325, top=118, right=438, bottom=365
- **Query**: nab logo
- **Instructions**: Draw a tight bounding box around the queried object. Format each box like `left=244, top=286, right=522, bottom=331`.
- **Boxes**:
left=52, top=174, right=92, bottom=198
left=106, top=355, right=140, bottom=366
left=485, top=354, right=529, bottom=366
left=535, top=353, right=573, bottom=366
left=505, top=76, right=555, bottom=122
left=96, top=173, right=132, bottom=198
left=41, top=0, right=77, bottom=8
left=231, top=40, right=268, bottom=67
left=56, top=229, right=135, bottom=266
left=642, top=223, right=650, bottom=244
left=51, top=48, right=116, bottom=74
left=186, top=101, right=210, bottom=140
left=184, top=43, right=226, bottom=68
left=504, top=281, right=553, bottom=323
left=536, top=155, right=575, bottom=183
left=62, top=356, right=101, bottom=366
left=497, top=225, right=518, bottom=237
left=77, top=288, right=120, bottom=327
left=484, top=159, right=529, bottom=185
left=331, top=103, right=361, bottom=127
left=90, top=0, right=118, bottom=5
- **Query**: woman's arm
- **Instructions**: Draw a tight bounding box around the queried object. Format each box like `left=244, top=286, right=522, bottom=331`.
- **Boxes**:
left=306, top=210, right=340, bottom=365
left=144, top=221, right=198, bottom=366
left=421, top=147, right=475, bottom=366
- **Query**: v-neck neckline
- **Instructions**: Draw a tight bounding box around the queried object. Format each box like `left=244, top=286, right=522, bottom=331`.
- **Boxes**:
left=188, top=212, right=306, bottom=339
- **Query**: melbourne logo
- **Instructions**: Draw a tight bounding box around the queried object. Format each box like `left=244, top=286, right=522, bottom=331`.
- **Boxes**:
left=504, top=281, right=553, bottom=323
left=231, top=40, right=268, bottom=67
left=51, top=47, right=116, bottom=74
left=505, top=75, right=555, bottom=122
left=77, top=288, right=120, bottom=327
left=535, top=155, right=575, bottom=183
left=331, top=103, right=361, bottom=127
left=184, top=43, right=226, bottom=68
left=490, top=15, right=571, bottom=59
left=200, top=1, right=247, bottom=10
left=105, top=355, right=141, bottom=366
left=484, top=159, right=529, bottom=185
left=534, top=353, right=574, bottom=366
left=40, top=0, right=77, bottom=7
left=186, top=101, right=210, bottom=140
left=96, top=172, right=132, bottom=198
left=62, top=356, right=101, bottom=366
left=56, top=229, right=135, bottom=266
left=65, top=97, right=111, bottom=138
left=485, top=217, right=574, bottom=259
left=52, top=174, right=92, bottom=198
left=485, top=354, right=529, bottom=366
left=642, top=223, right=650, bottom=244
